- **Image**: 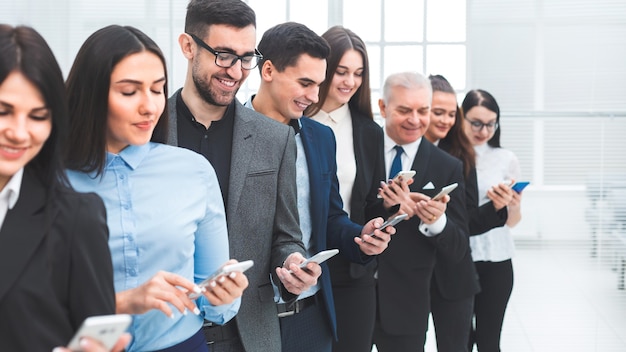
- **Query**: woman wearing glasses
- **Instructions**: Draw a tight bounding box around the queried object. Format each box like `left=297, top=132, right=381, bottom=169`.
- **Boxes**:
left=462, top=89, right=522, bottom=351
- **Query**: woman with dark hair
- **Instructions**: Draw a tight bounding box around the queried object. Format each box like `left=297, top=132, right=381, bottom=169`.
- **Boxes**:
left=462, top=89, right=521, bottom=351
left=0, top=24, right=116, bottom=350
left=65, top=25, right=248, bottom=352
left=425, top=75, right=510, bottom=351
left=304, top=25, right=385, bottom=352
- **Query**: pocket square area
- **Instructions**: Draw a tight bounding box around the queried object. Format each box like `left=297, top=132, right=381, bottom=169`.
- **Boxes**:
left=423, top=181, right=435, bottom=190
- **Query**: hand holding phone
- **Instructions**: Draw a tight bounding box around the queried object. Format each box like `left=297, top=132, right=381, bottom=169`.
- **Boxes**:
left=288, top=249, right=339, bottom=273
left=67, top=314, right=132, bottom=351
left=392, top=170, right=416, bottom=183
left=190, top=260, right=254, bottom=299
left=431, top=183, right=458, bottom=201
left=366, top=213, right=409, bottom=238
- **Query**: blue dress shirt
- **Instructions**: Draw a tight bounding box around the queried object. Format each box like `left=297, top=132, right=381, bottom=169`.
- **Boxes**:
left=67, top=142, right=239, bottom=351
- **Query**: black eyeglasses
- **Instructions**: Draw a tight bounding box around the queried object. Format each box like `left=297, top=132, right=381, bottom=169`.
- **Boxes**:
left=187, top=33, right=263, bottom=70
left=465, top=118, right=499, bottom=132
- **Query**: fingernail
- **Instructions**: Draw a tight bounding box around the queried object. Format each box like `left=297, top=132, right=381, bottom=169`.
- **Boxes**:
left=218, top=276, right=226, bottom=283
left=380, top=181, right=386, bottom=187
left=229, top=272, right=237, bottom=279
left=193, top=307, right=201, bottom=315
left=201, top=286, right=207, bottom=292
left=183, top=308, right=188, bottom=316
left=210, top=281, right=217, bottom=288
left=170, top=313, right=175, bottom=319
left=53, top=348, right=64, bottom=352
left=192, top=285, right=202, bottom=294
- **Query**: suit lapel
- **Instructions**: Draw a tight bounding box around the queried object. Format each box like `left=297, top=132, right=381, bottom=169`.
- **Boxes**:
left=410, top=138, right=432, bottom=192
left=299, top=119, right=323, bottom=248
left=0, top=170, right=49, bottom=303
left=228, top=104, right=257, bottom=217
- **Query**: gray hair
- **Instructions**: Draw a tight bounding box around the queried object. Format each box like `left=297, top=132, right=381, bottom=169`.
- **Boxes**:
left=382, top=71, right=432, bottom=104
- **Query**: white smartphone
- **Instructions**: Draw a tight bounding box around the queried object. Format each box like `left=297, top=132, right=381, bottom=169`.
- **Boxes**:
left=366, top=213, right=409, bottom=238
left=431, top=183, right=458, bottom=201
left=378, top=170, right=416, bottom=198
left=288, top=249, right=339, bottom=273
left=190, top=260, right=254, bottom=299
left=67, top=314, right=132, bottom=351
left=392, top=170, right=416, bottom=183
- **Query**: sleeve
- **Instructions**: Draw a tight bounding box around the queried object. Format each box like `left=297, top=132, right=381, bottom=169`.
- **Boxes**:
left=193, top=164, right=240, bottom=324
left=425, top=159, right=471, bottom=263
left=466, top=166, right=507, bottom=235
left=68, top=192, right=116, bottom=328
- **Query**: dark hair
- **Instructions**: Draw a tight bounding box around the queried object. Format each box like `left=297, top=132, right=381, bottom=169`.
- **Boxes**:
left=429, top=74, right=476, bottom=177
left=65, top=25, right=168, bottom=175
left=185, top=0, right=256, bottom=37
left=461, top=89, right=501, bottom=148
left=304, top=26, right=373, bottom=119
left=0, top=24, right=69, bottom=191
left=257, top=22, right=330, bottom=73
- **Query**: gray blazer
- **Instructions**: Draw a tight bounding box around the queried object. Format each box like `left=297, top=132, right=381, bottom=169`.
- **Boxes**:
left=168, top=92, right=304, bottom=351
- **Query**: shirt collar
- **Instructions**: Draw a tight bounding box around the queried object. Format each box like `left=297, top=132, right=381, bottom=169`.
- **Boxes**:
left=323, top=103, right=350, bottom=124
left=2, top=167, right=24, bottom=210
left=383, top=130, right=421, bottom=158
left=106, top=143, right=151, bottom=170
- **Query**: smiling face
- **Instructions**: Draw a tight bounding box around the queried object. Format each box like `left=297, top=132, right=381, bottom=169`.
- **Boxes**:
left=425, top=91, right=457, bottom=142
left=189, top=24, right=256, bottom=107
left=463, top=105, right=498, bottom=146
left=379, top=85, right=431, bottom=145
left=106, top=51, right=166, bottom=153
left=262, top=53, right=327, bottom=124
left=323, top=49, right=363, bottom=112
left=0, top=71, right=52, bottom=189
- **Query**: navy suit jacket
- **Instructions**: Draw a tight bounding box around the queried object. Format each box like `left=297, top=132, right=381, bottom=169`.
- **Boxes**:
left=298, top=117, right=371, bottom=339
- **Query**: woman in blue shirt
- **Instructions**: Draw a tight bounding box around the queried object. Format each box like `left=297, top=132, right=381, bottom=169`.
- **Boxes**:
left=64, top=25, right=248, bottom=352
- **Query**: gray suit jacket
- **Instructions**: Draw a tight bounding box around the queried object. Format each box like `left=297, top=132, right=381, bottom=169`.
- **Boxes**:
left=168, top=92, right=305, bottom=351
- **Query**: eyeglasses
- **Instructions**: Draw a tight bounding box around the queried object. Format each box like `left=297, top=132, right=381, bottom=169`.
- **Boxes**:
left=465, top=118, right=499, bottom=132
left=187, top=33, right=263, bottom=70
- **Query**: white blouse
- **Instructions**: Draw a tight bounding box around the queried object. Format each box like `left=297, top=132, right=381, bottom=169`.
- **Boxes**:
left=470, top=143, right=521, bottom=262
left=311, top=104, right=357, bottom=216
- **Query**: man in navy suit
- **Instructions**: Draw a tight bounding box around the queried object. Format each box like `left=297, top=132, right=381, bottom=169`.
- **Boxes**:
left=244, top=22, right=395, bottom=352
left=372, top=71, right=470, bottom=352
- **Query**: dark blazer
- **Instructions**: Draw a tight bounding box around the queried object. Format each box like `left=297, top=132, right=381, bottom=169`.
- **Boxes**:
left=371, top=138, right=469, bottom=336
left=326, top=111, right=385, bottom=286
left=168, top=95, right=305, bottom=352
left=0, top=168, right=114, bottom=351
left=299, top=117, right=372, bottom=339
left=431, top=141, right=508, bottom=300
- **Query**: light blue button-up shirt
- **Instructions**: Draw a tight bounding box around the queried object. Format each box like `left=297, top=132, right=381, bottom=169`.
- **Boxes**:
left=67, top=142, right=239, bottom=351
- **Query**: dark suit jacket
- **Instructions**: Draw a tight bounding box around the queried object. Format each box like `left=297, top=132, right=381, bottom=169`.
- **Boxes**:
left=168, top=94, right=305, bottom=352
left=371, top=138, right=469, bottom=336
left=325, top=110, right=385, bottom=286
left=431, top=141, right=508, bottom=300
left=299, top=117, right=372, bottom=339
left=0, top=168, right=114, bottom=351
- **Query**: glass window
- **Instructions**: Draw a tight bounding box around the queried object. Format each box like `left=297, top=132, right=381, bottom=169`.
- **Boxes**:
left=385, top=0, right=425, bottom=42
left=425, top=44, right=466, bottom=90
left=290, top=0, right=328, bottom=35
left=426, top=0, right=466, bottom=42
left=383, top=45, right=424, bottom=79
left=343, top=0, right=381, bottom=41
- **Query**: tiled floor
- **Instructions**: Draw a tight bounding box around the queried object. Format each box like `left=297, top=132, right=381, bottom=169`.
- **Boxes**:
left=374, top=240, right=626, bottom=351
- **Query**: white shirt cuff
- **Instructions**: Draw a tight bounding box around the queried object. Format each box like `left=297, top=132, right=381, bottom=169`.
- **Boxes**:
left=418, top=214, right=447, bottom=237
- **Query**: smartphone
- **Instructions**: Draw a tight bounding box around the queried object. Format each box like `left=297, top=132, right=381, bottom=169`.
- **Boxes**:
left=67, top=314, right=132, bottom=351
left=511, top=181, right=530, bottom=193
left=432, top=183, right=458, bottom=201
left=288, top=249, right=340, bottom=273
left=366, top=213, right=409, bottom=238
left=392, top=170, right=416, bottom=183
left=190, top=260, right=254, bottom=299
left=378, top=170, right=416, bottom=198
